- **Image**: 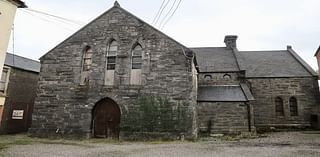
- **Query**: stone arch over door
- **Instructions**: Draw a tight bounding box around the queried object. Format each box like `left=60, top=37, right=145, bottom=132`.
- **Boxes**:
left=92, top=98, right=121, bottom=139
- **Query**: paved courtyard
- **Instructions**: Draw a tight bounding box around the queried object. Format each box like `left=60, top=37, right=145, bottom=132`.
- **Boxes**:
left=0, top=131, right=320, bottom=157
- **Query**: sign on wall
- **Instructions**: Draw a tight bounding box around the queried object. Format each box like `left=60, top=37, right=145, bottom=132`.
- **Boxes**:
left=12, top=110, right=24, bottom=119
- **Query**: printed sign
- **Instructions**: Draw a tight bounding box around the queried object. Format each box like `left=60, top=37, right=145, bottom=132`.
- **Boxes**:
left=12, top=110, right=24, bottom=119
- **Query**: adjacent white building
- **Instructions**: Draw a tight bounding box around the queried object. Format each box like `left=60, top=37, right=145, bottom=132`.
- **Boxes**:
left=0, top=0, right=26, bottom=80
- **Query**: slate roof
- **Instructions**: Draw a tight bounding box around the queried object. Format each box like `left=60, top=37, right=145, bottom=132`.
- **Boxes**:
left=192, top=46, right=316, bottom=78
left=197, top=85, right=253, bottom=102
left=4, top=53, right=40, bottom=73
left=238, top=50, right=314, bottom=77
left=191, top=47, right=239, bottom=72
left=190, top=47, right=239, bottom=72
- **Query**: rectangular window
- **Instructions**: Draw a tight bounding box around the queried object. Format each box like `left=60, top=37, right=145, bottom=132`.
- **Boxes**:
left=107, top=56, right=116, bottom=70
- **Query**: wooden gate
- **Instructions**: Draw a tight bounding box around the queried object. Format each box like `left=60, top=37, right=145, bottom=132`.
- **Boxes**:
left=92, top=98, right=120, bottom=139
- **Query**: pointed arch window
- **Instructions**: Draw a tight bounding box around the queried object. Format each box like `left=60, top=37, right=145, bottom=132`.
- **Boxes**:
left=105, top=40, right=118, bottom=85
left=289, top=97, right=298, bottom=116
left=130, top=44, right=142, bottom=85
left=82, top=46, right=92, bottom=71
left=275, top=97, right=284, bottom=116
left=80, top=46, right=92, bottom=85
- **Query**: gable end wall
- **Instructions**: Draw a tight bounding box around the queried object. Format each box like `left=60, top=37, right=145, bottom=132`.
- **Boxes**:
left=29, top=7, right=197, bottom=139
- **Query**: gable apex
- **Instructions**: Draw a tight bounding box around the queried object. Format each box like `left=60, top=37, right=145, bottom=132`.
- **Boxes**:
left=39, top=4, right=191, bottom=61
left=114, top=1, right=120, bottom=7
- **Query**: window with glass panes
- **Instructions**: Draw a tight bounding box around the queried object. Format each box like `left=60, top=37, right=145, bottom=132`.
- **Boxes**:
left=0, top=68, right=9, bottom=93
left=131, top=45, right=142, bottom=69
left=82, top=46, right=92, bottom=71
left=107, top=41, right=118, bottom=70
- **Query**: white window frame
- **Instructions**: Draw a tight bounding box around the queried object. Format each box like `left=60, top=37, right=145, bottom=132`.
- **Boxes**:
left=130, top=44, right=143, bottom=85
left=104, top=40, right=118, bottom=85
left=0, top=66, right=10, bottom=95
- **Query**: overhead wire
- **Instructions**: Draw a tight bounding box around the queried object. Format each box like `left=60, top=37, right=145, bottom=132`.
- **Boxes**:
left=25, top=8, right=85, bottom=25
left=154, top=0, right=171, bottom=26
left=23, top=9, right=81, bottom=28
left=11, top=24, right=15, bottom=65
left=152, top=0, right=166, bottom=24
left=20, top=9, right=75, bottom=32
left=160, top=0, right=182, bottom=29
left=158, top=0, right=177, bottom=28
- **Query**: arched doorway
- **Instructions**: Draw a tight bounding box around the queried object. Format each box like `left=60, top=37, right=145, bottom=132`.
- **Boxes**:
left=92, top=98, right=121, bottom=138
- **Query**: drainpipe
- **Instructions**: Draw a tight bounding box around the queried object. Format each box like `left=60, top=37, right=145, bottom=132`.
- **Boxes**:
left=246, top=102, right=251, bottom=132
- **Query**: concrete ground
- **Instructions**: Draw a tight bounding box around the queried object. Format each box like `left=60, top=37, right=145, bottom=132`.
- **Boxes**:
left=0, top=131, right=320, bottom=157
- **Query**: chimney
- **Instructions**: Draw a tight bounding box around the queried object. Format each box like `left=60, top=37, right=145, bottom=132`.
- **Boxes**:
left=224, top=35, right=238, bottom=49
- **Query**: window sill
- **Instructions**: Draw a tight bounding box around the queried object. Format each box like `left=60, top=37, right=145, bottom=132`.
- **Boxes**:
left=0, top=93, right=7, bottom=97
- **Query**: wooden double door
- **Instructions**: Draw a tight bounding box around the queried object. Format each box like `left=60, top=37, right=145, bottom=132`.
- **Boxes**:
left=92, top=98, right=120, bottom=139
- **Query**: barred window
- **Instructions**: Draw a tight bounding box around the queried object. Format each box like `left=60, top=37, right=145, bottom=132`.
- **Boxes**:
left=106, top=41, right=118, bottom=70
left=289, top=97, right=298, bottom=116
left=131, top=45, right=142, bottom=70
left=130, top=44, right=142, bottom=85
left=80, top=46, right=92, bottom=85
left=275, top=97, right=284, bottom=116
left=82, top=46, right=92, bottom=71
left=105, top=40, right=118, bottom=85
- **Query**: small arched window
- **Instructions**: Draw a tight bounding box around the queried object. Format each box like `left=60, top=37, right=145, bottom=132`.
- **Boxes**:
left=223, top=74, right=231, bottom=80
left=275, top=97, right=284, bottom=116
left=204, top=75, right=212, bottom=81
left=105, top=40, right=118, bottom=85
left=130, top=44, right=142, bottom=85
left=82, top=46, right=92, bottom=71
left=80, top=46, right=92, bottom=85
left=289, top=97, right=298, bottom=116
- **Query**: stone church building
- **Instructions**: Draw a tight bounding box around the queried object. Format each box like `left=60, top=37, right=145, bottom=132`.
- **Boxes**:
left=29, top=2, right=320, bottom=139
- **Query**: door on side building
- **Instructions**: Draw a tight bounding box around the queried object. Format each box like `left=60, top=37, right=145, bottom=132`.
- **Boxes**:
left=92, top=98, right=120, bottom=139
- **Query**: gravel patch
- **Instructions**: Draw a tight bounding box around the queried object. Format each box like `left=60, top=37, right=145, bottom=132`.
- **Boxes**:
left=1, top=131, right=320, bottom=157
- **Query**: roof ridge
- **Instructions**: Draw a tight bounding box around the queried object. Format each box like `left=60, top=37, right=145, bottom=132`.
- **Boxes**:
left=239, top=50, right=288, bottom=52
left=190, top=47, right=226, bottom=49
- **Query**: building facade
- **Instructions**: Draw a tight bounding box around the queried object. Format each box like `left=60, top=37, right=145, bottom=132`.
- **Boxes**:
left=0, top=0, right=26, bottom=82
left=0, top=53, right=40, bottom=134
left=30, top=2, right=320, bottom=139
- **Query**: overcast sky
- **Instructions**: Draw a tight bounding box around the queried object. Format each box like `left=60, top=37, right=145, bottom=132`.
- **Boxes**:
left=8, top=0, right=320, bottom=69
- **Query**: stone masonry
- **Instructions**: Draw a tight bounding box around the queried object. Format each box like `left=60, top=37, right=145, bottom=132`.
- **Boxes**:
left=29, top=2, right=320, bottom=139
left=29, top=4, right=197, bottom=139
left=248, top=77, right=320, bottom=129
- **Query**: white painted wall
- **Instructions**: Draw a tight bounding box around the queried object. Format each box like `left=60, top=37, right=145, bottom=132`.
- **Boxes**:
left=0, top=0, right=18, bottom=79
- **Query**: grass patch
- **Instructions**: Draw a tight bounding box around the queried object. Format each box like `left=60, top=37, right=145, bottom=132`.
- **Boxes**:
left=0, top=134, right=33, bottom=151
left=0, top=134, right=92, bottom=151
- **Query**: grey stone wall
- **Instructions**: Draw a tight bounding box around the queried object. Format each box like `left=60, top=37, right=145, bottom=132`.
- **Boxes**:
left=248, top=77, right=320, bottom=129
left=197, top=102, right=249, bottom=135
left=29, top=7, right=197, bottom=139
left=0, top=68, right=38, bottom=134
left=198, top=72, right=241, bottom=86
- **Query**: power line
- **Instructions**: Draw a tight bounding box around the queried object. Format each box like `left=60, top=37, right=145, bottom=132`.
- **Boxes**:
left=23, top=9, right=80, bottom=28
left=25, top=8, right=85, bottom=25
left=11, top=24, right=15, bottom=66
left=158, top=0, right=177, bottom=28
left=161, top=0, right=182, bottom=29
left=154, top=0, right=171, bottom=25
left=152, top=0, right=166, bottom=24
left=20, top=9, right=75, bottom=32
